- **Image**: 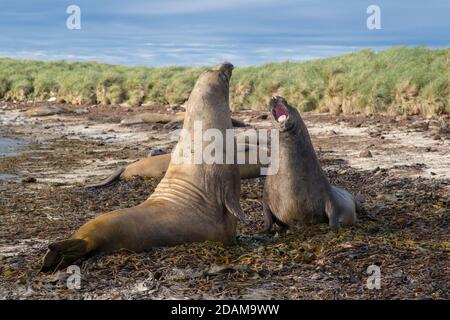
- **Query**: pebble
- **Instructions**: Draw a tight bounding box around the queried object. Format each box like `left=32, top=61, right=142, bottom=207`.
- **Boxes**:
left=359, top=150, right=373, bottom=158
left=22, top=177, right=37, bottom=183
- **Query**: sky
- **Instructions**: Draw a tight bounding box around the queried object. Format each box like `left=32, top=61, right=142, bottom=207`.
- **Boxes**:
left=0, top=0, right=448, bottom=66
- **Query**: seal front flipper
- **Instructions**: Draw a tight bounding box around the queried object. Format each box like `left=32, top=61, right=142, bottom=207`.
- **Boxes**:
left=325, top=199, right=341, bottom=232
left=40, top=239, right=90, bottom=273
left=259, top=202, right=274, bottom=234
left=224, top=190, right=246, bottom=223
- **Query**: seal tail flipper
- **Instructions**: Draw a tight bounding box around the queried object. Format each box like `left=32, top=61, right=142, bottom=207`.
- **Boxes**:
left=225, top=197, right=246, bottom=223
left=85, top=166, right=125, bottom=188
left=40, top=239, right=89, bottom=273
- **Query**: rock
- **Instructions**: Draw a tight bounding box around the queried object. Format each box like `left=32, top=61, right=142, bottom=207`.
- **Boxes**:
left=163, top=121, right=181, bottom=130
left=22, top=177, right=37, bottom=183
left=45, top=271, right=67, bottom=288
left=233, top=264, right=254, bottom=272
left=432, top=134, right=441, bottom=140
left=74, top=107, right=89, bottom=115
left=47, top=97, right=57, bottom=102
left=231, top=118, right=248, bottom=127
left=256, top=113, right=268, bottom=120
left=206, top=265, right=233, bottom=275
left=148, top=149, right=167, bottom=157
left=410, top=121, right=429, bottom=131
left=359, top=150, right=373, bottom=158
left=169, top=105, right=184, bottom=112
left=377, top=193, right=397, bottom=202
left=244, top=191, right=258, bottom=199
left=166, top=267, right=201, bottom=281
left=369, top=131, right=382, bottom=138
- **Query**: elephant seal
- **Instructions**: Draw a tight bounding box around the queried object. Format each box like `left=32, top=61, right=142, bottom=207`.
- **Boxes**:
left=120, top=112, right=185, bottom=125
left=120, top=111, right=246, bottom=127
left=25, top=106, right=67, bottom=117
left=85, top=133, right=267, bottom=188
left=261, top=96, right=363, bottom=232
left=41, top=62, right=245, bottom=272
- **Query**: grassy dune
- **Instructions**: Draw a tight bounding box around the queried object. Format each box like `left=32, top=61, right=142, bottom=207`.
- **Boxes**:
left=0, top=46, right=448, bottom=115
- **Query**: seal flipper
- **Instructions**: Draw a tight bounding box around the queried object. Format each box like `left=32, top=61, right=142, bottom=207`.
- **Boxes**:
left=259, top=202, right=289, bottom=234
left=40, top=239, right=89, bottom=273
left=224, top=193, right=246, bottom=223
left=259, top=202, right=274, bottom=234
left=85, top=166, right=125, bottom=188
left=325, top=199, right=340, bottom=232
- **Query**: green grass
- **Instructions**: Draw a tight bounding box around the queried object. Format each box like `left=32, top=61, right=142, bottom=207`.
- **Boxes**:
left=0, top=46, right=448, bottom=115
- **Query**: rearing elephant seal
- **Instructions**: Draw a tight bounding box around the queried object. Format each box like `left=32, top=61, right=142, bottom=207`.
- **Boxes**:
left=41, top=62, right=245, bottom=272
left=261, top=96, right=363, bottom=232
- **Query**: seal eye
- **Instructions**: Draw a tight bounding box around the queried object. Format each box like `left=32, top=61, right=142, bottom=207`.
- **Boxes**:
left=273, top=103, right=289, bottom=122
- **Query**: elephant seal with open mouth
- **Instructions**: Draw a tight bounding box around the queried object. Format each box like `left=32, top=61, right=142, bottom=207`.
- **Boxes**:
left=41, top=62, right=245, bottom=272
left=261, top=96, right=363, bottom=232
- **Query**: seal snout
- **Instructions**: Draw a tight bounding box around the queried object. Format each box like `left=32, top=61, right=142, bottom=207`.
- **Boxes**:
left=215, top=61, right=234, bottom=85
left=269, top=96, right=289, bottom=123
left=220, top=61, right=234, bottom=71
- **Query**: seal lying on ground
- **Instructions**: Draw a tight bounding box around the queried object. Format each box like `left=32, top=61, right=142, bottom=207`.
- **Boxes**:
left=86, top=140, right=265, bottom=188
left=120, top=111, right=247, bottom=127
left=261, top=96, right=363, bottom=232
left=41, top=62, right=245, bottom=272
left=25, top=106, right=67, bottom=117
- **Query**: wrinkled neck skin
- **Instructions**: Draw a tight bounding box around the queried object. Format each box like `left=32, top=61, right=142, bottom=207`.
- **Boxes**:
left=277, top=114, right=330, bottom=188
left=147, top=70, right=236, bottom=215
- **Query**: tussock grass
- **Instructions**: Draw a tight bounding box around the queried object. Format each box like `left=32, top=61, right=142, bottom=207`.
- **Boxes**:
left=0, top=46, right=448, bottom=115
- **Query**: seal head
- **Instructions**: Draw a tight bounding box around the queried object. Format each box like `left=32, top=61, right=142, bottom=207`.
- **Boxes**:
left=269, top=96, right=298, bottom=132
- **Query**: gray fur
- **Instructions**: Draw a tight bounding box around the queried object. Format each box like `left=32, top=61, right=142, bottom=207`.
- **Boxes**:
left=262, top=96, right=363, bottom=232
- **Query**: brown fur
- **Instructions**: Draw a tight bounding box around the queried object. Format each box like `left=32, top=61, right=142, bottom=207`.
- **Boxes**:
left=41, top=63, right=244, bottom=272
left=86, top=129, right=266, bottom=188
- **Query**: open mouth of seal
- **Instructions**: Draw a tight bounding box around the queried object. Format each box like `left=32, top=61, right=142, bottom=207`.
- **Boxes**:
left=272, top=103, right=289, bottom=123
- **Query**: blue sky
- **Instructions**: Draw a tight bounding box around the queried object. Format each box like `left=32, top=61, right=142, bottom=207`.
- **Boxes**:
left=0, top=0, right=448, bottom=66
